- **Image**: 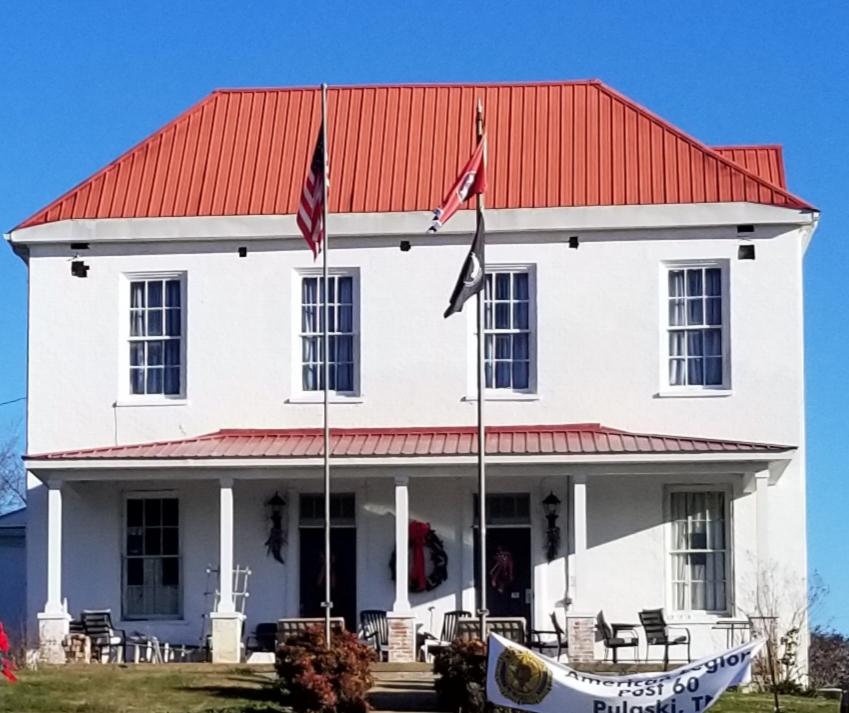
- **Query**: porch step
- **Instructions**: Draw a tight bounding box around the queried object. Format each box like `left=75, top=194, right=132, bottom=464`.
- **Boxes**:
left=371, top=661, right=434, bottom=673
left=369, top=671, right=439, bottom=712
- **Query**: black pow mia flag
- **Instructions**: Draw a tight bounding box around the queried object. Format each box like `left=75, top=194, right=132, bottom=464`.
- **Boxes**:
left=444, top=213, right=485, bottom=318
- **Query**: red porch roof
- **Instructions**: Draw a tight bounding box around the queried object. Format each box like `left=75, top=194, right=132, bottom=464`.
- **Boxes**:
left=16, top=80, right=813, bottom=230
left=27, top=424, right=793, bottom=461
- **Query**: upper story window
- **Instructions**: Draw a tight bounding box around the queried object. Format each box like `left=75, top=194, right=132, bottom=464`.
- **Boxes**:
left=128, top=275, right=185, bottom=397
left=299, top=271, right=358, bottom=394
left=666, top=263, right=727, bottom=389
left=668, top=489, right=729, bottom=613
left=484, top=267, right=535, bottom=392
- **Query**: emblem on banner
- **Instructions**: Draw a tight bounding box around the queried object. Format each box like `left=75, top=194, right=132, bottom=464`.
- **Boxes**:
left=494, top=645, right=553, bottom=705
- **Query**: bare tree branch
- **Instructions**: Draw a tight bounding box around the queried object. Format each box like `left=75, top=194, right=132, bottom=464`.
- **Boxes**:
left=0, top=427, right=25, bottom=513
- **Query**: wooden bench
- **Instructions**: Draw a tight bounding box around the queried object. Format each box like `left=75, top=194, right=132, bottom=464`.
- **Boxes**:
left=277, top=617, right=346, bottom=645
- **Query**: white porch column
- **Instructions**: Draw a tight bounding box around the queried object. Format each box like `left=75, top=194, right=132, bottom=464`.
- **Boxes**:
left=755, top=470, right=771, bottom=575
left=210, top=477, right=243, bottom=663
left=392, top=476, right=410, bottom=612
left=37, top=480, right=70, bottom=663
left=387, top=476, right=415, bottom=662
left=566, top=475, right=594, bottom=662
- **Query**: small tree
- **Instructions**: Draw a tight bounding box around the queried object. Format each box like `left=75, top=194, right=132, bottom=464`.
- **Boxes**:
left=809, top=627, right=849, bottom=690
left=0, top=427, right=25, bottom=513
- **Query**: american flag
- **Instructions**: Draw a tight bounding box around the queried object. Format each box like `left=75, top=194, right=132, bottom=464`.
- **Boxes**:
left=297, top=130, right=327, bottom=257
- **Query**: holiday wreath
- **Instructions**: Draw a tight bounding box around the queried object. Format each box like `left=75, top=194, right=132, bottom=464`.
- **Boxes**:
left=389, top=520, right=448, bottom=593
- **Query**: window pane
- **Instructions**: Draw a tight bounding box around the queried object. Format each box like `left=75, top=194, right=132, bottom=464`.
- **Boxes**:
left=145, top=499, right=161, bottom=527
left=164, top=341, right=180, bottom=366
left=669, top=332, right=684, bottom=357
left=164, top=367, right=181, bottom=395
left=668, top=300, right=685, bottom=327
left=338, top=276, right=353, bottom=303
left=705, top=358, right=723, bottom=385
left=148, top=309, right=163, bottom=336
left=127, top=531, right=143, bottom=556
left=686, top=269, right=703, bottom=297
left=337, top=335, right=353, bottom=362
left=162, top=528, right=179, bottom=555
left=668, top=271, right=685, bottom=298
left=705, top=268, right=721, bottom=296
left=513, top=273, right=529, bottom=300
left=148, top=341, right=163, bottom=366
left=495, top=303, right=510, bottom=328
left=130, top=310, right=145, bottom=337
left=512, top=361, right=529, bottom=389
left=161, top=558, right=179, bottom=587
left=485, top=362, right=493, bottom=389
left=495, top=335, right=511, bottom=359
left=147, top=281, right=163, bottom=308
left=339, top=305, right=353, bottom=332
left=706, top=297, right=722, bottom=325
left=162, top=499, right=178, bottom=527
left=146, top=368, right=163, bottom=394
left=513, top=302, right=529, bottom=329
left=513, top=333, right=529, bottom=360
left=669, top=359, right=685, bottom=386
left=687, top=358, right=704, bottom=385
left=130, top=342, right=145, bottom=367
left=145, top=528, right=162, bottom=556
left=131, top=282, right=146, bottom=308
left=337, top=363, right=353, bottom=392
left=127, top=499, right=144, bottom=527
left=302, top=306, right=317, bottom=333
left=127, top=558, right=144, bottom=586
left=687, top=331, right=703, bottom=357
left=165, top=280, right=181, bottom=308
left=495, top=273, right=510, bottom=299
left=704, top=329, right=722, bottom=356
left=166, top=308, right=182, bottom=336
left=130, top=368, right=145, bottom=394
left=495, top=361, right=510, bottom=388
left=687, top=299, right=703, bottom=325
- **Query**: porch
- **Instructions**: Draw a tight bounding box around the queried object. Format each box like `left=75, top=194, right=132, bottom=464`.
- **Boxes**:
left=24, top=424, right=793, bottom=664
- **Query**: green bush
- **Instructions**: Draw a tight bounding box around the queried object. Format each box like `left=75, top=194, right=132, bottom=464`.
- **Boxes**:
left=275, top=626, right=375, bottom=713
left=434, top=639, right=488, bottom=713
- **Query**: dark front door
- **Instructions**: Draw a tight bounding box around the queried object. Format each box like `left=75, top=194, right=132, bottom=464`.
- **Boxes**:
left=475, top=527, right=532, bottom=625
left=299, top=527, right=357, bottom=631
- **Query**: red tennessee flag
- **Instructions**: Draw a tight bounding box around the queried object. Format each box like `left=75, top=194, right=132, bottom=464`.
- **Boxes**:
left=297, top=130, right=327, bottom=256
left=428, top=138, right=486, bottom=232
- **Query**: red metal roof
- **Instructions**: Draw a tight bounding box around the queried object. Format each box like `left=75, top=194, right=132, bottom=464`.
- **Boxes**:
left=16, top=80, right=813, bottom=230
left=713, top=145, right=786, bottom=189
left=27, top=424, right=792, bottom=461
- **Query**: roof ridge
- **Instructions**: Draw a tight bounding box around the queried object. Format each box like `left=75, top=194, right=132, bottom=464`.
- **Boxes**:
left=211, top=79, right=604, bottom=94
left=594, top=82, right=812, bottom=210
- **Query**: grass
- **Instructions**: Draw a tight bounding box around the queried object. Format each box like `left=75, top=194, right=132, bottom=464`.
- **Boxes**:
left=0, top=664, right=287, bottom=713
left=0, top=664, right=840, bottom=713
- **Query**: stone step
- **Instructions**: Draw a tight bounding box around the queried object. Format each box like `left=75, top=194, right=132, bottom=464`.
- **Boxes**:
left=369, top=672, right=439, bottom=712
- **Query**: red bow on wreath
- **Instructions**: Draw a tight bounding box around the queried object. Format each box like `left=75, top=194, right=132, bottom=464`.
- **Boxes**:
left=388, top=520, right=448, bottom=593
left=409, top=521, right=430, bottom=592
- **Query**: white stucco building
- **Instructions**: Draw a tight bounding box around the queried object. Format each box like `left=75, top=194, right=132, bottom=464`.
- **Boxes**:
left=6, top=80, right=817, bottom=665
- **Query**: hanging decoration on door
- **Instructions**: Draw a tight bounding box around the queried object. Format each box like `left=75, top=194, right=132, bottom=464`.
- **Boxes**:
left=389, top=520, right=448, bottom=593
left=490, top=545, right=515, bottom=593
left=264, top=492, right=287, bottom=565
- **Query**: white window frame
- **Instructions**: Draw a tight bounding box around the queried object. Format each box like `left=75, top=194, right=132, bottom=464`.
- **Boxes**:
left=467, top=264, right=537, bottom=399
left=121, top=491, right=183, bottom=622
left=659, top=260, right=730, bottom=395
left=119, top=271, right=187, bottom=404
left=290, top=267, right=361, bottom=402
left=664, top=485, right=732, bottom=618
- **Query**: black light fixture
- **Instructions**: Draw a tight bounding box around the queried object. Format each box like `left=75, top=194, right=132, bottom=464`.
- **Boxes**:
left=71, top=260, right=90, bottom=278
left=542, top=491, right=562, bottom=562
left=264, top=492, right=287, bottom=564
left=238, top=246, right=248, bottom=258
left=399, top=240, right=411, bottom=252
left=738, top=244, right=756, bottom=260
left=568, top=236, right=580, bottom=249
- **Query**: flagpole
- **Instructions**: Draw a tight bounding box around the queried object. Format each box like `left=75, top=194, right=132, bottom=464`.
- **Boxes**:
left=320, top=82, right=332, bottom=649
left=475, top=100, right=488, bottom=640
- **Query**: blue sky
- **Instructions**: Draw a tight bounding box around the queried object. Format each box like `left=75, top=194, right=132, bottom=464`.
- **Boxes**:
left=1, top=2, right=846, bottom=629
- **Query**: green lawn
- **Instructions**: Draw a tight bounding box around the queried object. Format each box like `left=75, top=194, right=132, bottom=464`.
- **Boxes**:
left=0, top=664, right=839, bottom=713
left=0, top=664, right=287, bottom=713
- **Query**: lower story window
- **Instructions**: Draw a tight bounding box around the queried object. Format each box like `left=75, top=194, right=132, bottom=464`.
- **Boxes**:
left=669, top=490, right=728, bottom=612
left=124, top=496, right=181, bottom=619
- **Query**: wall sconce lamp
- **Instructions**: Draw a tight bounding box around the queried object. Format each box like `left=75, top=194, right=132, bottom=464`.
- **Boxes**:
left=264, top=491, right=287, bottom=564
left=542, top=491, right=562, bottom=562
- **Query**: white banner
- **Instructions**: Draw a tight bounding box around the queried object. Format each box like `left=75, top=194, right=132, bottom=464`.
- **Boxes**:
left=487, top=633, right=764, bottom=713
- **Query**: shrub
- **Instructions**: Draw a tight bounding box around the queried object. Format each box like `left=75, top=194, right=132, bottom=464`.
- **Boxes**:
left=0, top=622, right=16, bottom=683
left=275, top=626, right=374, bottom=713
left=809, top=627, right=849, bottom=690
left=434, top=639, right=488, bottom=713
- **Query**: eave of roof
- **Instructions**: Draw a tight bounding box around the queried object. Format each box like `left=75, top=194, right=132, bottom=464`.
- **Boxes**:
left=26, top=424, right=794, bottom=462
left=12, top=79, right=815, bottom=232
